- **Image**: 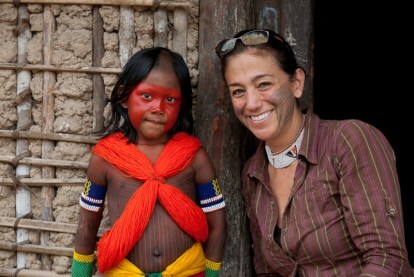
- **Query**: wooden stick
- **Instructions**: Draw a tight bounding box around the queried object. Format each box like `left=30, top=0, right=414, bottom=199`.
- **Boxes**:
left=0, top=268, right=105, bottom=277
left=42, top=6, right=57, bottom=268
left=92, top=6, right=105, bottom=132
left=0, top=242, right=73, bottom=256
left=0, top=268, right=72, bottom=277
left=0, top=217, right=77, bottom=234
left=0, top=63, right=121, bottom=74
left=119, top=6, right=135, bottom=67
left=0, top=216, right=107, bottom=236
left=0, top=130, right=99, bottom=144
left=172, top=8, right=187, bottom=60
left=0, top=0, right=190, bottom=8
left=15, top=4, right=33, bottom=268
left=0, top=177, right=85, bottom=186
left=0, top=156, right=88, bottom=169
left=154, top=8, right=168, bottom=47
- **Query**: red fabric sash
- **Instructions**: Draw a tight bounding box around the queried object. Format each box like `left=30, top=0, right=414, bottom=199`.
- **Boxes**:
left=92, top=132, right=208, bottom=273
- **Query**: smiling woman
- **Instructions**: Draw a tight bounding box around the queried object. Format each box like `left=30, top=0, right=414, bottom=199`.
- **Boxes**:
left=215, top=28, right=413, bottom=276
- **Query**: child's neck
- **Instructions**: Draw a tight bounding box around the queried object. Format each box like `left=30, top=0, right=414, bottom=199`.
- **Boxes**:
left=136, top=133, right=171, bottom=146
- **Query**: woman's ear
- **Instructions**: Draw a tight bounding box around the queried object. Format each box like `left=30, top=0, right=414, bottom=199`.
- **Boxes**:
left=121, top=101, right=128, bottom=109
left=293, top=68, right=305, bottom=98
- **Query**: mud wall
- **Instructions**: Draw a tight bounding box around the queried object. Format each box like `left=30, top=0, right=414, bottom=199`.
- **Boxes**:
left=0, top=1, right=199, bottom=274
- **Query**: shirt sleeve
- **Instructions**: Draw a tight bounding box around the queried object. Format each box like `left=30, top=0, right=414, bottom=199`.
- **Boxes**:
left=335, top=120, right=411, bottom=276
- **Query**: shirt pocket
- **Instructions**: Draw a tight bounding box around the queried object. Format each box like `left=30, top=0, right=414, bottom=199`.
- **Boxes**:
left=291, top=183, right=342, bottom=233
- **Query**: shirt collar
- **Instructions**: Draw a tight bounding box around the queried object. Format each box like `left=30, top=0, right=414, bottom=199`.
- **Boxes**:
left=246, top=110, right=321, bottom=179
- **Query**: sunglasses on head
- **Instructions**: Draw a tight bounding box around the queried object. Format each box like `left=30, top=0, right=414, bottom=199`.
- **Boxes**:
left=215, top=30, right=271, bottom=59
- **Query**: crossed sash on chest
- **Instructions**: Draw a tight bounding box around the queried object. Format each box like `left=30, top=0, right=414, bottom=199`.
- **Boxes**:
left=92, top=132, right=208, bottom=273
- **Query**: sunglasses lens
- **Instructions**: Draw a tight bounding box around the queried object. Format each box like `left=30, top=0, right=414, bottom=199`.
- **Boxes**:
left=215, top=30, right=269, bottom=58
left=241, top=31, right=268, bottom=45
left=218, top=39, right=236, bottom=56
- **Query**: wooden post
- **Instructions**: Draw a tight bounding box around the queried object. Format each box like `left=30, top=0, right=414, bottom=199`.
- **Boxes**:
left=15, top=4, right=33, bottom=269
left=172, top=8, right=187, bottom=61
left=92, top=6, right=105, bottom=132
left=254, top=0, right=281, bottom=32
left=41, top=5, right=56, bottom=270
left=119, top=6, right=135, bottom=67
left=280, top=0, right=313, bottom=110
left=197, top=0, right=253, bottom=275
left=153, top=8, right=168, bottom=47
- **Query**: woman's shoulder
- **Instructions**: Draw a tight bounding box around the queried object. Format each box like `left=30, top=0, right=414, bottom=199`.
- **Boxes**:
left=324, top=118, right=386, bottom=142
left=317, top=117, right=385, bottom=142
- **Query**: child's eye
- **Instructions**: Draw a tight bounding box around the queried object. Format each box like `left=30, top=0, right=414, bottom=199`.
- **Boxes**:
left=166, top=97, right=176, bottom=103
left=141, top=93, right=152, bottom=99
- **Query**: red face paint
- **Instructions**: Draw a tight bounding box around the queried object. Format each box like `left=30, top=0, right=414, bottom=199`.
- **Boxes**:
left=126, top=82, right=182, bottom=138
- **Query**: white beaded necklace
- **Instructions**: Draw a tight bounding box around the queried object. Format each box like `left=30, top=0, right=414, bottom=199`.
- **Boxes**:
left=265, top=115, right=305, bottom=169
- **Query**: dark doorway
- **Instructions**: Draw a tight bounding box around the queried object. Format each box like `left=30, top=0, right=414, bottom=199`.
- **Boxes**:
left=313, top=2, right=413, bottom=266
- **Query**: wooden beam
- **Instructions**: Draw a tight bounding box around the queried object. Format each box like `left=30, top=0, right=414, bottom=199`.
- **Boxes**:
left=0, top=178, right=85, bottom=186
left=0, top=242, right=73, bottom=256
left=0, top=63, right=121, bottom=74
left=197, top=0, right=254, bottom=275
left=0, top=130, right=99, bottom=144
left=172, top=8, right=187, bottom=60
left=0, top=216, right=107, bottom=236
left=0, top=0, right=190, bottom=8
left=42, top=5, right=57, bottom=268
left=92, top=6, right=106, bottom=132
left=119, top=6, right=135, bottom=67
left=0, top=268, right=71, bottom=277
left=0, top=156, right=88, bottom=169
left=281, top=0, right=313, bottom=110
left=153, top=9, right=168, bottom=47
left=15, top=4, right=33, bottom=268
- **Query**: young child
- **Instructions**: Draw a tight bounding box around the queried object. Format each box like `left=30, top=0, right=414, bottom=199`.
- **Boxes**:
left=71, top=47, right=227, bottom=276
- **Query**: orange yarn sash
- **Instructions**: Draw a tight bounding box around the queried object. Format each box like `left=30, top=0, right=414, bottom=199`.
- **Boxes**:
left=92, top=132, right=208, bottom=273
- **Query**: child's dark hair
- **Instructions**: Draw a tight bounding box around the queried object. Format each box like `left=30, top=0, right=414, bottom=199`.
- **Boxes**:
left=104, top=47, right=194, bottom=143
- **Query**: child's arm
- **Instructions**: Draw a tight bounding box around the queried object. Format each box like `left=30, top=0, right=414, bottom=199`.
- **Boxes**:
left=72, top=154, right=108, bottom=277
left=194, top=148, right=227, bottom=276
left=204, top=206, right=227, bottom=275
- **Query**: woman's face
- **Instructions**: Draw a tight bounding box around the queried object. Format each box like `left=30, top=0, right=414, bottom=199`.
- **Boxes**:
left=124, top=66, right=182, bottom=144
left=224, top=49, right=303, bottom=142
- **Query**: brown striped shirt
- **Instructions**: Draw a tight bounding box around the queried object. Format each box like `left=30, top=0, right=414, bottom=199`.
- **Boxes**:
left=242, top=111, right=412, bottom=276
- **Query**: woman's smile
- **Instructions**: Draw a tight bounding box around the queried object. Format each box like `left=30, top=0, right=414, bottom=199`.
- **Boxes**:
left=249, top=110, right=273, bottom=122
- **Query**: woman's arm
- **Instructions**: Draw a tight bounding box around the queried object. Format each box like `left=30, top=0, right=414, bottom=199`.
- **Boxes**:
left=336, top=120, right=411, bottom=276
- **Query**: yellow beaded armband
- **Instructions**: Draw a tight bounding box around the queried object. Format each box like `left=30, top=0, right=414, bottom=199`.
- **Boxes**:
left=206, top=259, right=221, bottom=270
left=73, top=251, right=94, bottom=263
left=72, top=251, right=94, bottom=277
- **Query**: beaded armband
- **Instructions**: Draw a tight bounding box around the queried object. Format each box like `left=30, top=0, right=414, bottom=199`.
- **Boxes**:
left=71, top=251, right=94, bottom=277
left=197, top=178, right=225, bottom=213
left=205, top=259, right=221, bottom=277
left=79, top=179, right=107, bottom=212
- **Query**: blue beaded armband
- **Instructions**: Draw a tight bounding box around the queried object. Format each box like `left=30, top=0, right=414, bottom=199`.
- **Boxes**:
left=79, top=179, right=107, bottom=212
left=197, top=179, right=225, bottom=213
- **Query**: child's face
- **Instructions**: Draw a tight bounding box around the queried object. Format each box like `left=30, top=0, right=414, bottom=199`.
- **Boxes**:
left=124, top=67, right=182, bottom=143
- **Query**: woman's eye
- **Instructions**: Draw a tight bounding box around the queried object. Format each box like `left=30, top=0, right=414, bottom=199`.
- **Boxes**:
left=258, top=82, right=271, bottom=90
left=231, top=89, right=245, bottom=97
left=141, top=93, right=152, bottom=99
left=166, top=97, right=176, bottom=103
